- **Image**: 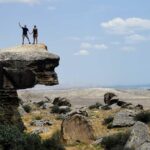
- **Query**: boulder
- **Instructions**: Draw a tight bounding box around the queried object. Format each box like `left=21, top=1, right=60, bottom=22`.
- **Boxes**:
left=104, top=92, right=118, bottom=104
left=53, top=97, right=71, bottom=107
left=125, top=122, right=150, bottom=149
left=112, top=109, right=137, bottom=127
left=61, top=114, right=95, bottom=144
left=137, top=142, right=150, bottom=150
left=59, top=106, right=71, bottom=114
left=0, top=44, right=59, bottom=130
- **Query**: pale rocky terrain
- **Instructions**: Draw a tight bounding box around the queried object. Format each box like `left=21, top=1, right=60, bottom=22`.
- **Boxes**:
left=18, top=87, right=150, bottom=109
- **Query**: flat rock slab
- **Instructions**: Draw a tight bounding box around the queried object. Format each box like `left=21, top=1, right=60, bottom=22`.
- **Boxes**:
left=112, top=109, right=138, bottom=127
left=137, top=142, right=150, bottom=150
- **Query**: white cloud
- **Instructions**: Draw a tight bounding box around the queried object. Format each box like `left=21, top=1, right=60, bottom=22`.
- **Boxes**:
left=94, top=44, right=108, bottom=50
left=0, top=0, right=41, bottom=4
left=101, top=17, right=150, bottom=35
left=74, top=50, right=89, bottom=56
left=125, top=34, right=147, bottom=44
left=80, top=42, right=92, bottom=49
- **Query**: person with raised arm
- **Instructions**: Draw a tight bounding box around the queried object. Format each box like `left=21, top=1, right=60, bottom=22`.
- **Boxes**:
left=19, top=22, right=31, bottom=45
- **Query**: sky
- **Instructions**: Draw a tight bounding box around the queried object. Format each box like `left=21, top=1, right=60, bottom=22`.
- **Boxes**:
left=0, top=0, right=150, bottom=87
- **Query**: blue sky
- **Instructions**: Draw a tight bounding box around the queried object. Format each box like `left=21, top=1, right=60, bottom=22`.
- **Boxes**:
left=0, top=0, right=150, bottom=87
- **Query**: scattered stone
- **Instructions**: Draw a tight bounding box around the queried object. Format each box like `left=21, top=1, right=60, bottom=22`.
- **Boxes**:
left=135, top=104, right=144, bottom=110
left=53, top=97, right=71, bottom=107
left=100, top=105, right=112, bottom=110
left=112, top=109, right=137, bottom=127
left=89, top=102, right=103, bottom=110
left=67, top=108, right=88, bottom=117
left=125, top=121, right=150, bottom=149
left=31, top=119, right=53, bottom=127
left=61, top=114, right=95, bottom=144
left=41, top=103, right=53, bottom=109
left=31, top=127, right=49, bottom=134
left=117, top=101, right=129, bottom=107
left=59, top=106, right=71, bottom=114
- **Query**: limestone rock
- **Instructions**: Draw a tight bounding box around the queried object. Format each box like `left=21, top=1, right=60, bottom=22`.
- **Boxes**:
left=0, top=44, right=59, bottom=89
left=31, top=127, right=49, bottom=134
left=61, top=114, right=95, bottom=144
left=112, top=109, right=137, bottom=127
left=137, top=142, right=150, bottom=150
left=0, top=44, right=59, bottom=130
left=31, top=119, right=53, bottom=127
left=53, top=97, right=71, bottom=107
left=125, top=122, right=150, bottom=149
left=104, top=92, right=118, bottom=104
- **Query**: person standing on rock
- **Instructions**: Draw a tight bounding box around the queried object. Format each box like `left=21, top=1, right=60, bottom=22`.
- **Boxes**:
left=19, top=22, right=31, bottom=45
left=30, top=25, right=38, bottom=44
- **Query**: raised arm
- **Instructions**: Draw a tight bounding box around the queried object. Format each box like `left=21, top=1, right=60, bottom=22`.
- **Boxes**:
left=18, top=22, right=22, bottom=28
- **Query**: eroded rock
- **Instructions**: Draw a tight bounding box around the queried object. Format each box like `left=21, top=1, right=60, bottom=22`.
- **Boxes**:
left=61, top=114, right=95, bottom=144
left=53, top=97, right=71, bottom=107
left=112, top=109, right=137, bottom=127
left=0, top=44, right=59, bottom=130
left=125, top=121, right=150, bottom=149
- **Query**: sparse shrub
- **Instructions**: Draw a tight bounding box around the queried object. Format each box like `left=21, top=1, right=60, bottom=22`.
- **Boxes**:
left=0, top=125, right=65, bottom=150
left=134, top=111, right=150, bottom=124
left=23, top=133, right=42, bottom=150
left=101, top=132, right=130, bottom=150
left=42, top=131, right=65, bottom=150
left=33, top=115, right=43, bottom=120
left=0, top=125, right=23, bottom=150
left=23, top=104, right=32, bottom=113
left=103, top=116, right=114, bottom=125
left=89, top=102, right=102, bottom=110
left=51, top=105, right=60, bottom=113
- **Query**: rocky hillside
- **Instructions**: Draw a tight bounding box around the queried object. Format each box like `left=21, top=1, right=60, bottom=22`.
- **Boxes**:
left=0, top=44, right=60, bottom=130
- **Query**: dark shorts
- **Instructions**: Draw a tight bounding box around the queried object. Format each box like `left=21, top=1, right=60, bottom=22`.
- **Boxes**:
left=33, top=34, right=38, bottom=38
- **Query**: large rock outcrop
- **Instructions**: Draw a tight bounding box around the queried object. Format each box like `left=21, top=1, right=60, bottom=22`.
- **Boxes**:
left=0, top=44, right=59, bottom=129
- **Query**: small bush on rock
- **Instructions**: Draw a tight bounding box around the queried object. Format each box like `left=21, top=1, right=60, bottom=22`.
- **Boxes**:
left=134, top=111, right=150, bottom=124
left=42, top=131, right=65, bottom=150
left=51, top=105, right=60, bottom=113
left=103, top=116, right=114, bottom=125
left=23, top=104, right=32, bottom=113
left=89, top=102, right=102, bottom=110
left=101, top=132, right=130, bottom=150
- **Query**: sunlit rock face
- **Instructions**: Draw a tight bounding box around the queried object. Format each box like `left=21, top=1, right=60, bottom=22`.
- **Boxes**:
left=0, top=44, right=60, bottom=130
left=0, top=44, right=59, bottom=89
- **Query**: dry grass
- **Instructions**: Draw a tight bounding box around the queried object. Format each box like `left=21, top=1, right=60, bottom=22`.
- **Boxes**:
left=22, top=109, right=62, bottom=140
left=88, top=109, right=125, bottom=138
left=22, top=108, right=128, bottom=150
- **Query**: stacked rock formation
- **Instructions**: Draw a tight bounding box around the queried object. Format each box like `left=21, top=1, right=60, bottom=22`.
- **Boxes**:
left=0, top=44, right=59, bottom=130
